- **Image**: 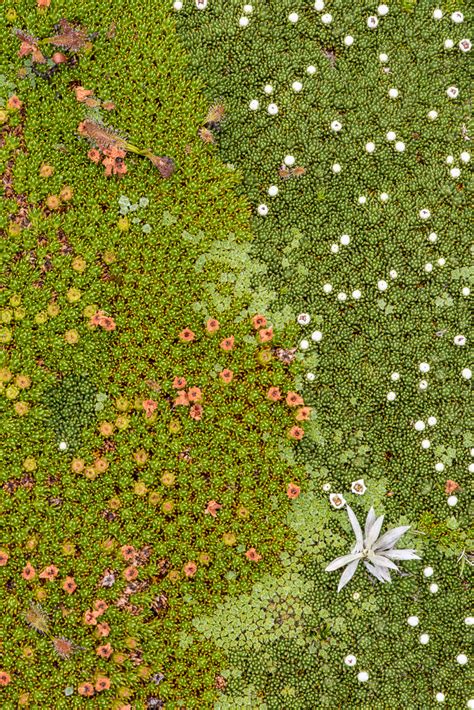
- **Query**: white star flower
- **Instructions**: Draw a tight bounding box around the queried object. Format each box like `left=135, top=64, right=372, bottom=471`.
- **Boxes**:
left=325, top=505, right=421, bottom=592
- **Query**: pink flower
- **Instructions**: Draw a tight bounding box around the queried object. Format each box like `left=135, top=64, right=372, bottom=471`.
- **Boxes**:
left=22, top=562, right=36, bottom=580
left=183, top=561, right=197, bottom=577
left=143, top=399, right=157, bottom=418
left=286, top=391, right=304, bottom=407
left=206, top=318, right=220, bottom=333
left=258, top=328, right=273, bottom=343
left=266, top=387, right=281, bottom=401
left=205, top=500, right=222, bottom=518
left=251, top=315, right=267, bottom=329
left=172, top=376, right=187, bottom=389
left=7, top=95, right=22, bottom=110
left=179, top=328, right=195, bottom=342
left=245, top=548, right=262, bottom=562
left=189, top=404, right=203, bottom=421
left=174, top=390, right=189, bottom=407
left=220, top=336, right=235, bottom=351
left=39, top=564, right=59, bottom=581
left=287, top=483, right=301, bottom=499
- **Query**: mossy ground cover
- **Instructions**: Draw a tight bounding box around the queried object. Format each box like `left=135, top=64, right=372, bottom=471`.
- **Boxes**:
left=0, top=0, right=472, bottom=709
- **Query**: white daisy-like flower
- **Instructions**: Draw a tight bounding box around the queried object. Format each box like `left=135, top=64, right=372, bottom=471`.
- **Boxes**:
left=423, top=566, right=433, bottom=577
left=438, top=257, right=446, bottom=266
left=196, top=0, right=208, bottom=8
left=239, top=16, right=249, bottom=27
left=367, top=15, right=379, bottom=29
left=314, top=0, right=325, bottom=9
left=288, top=12, right=299, bottom=23
left=459, top=39, right=472, bottom=52
left=340, top=234, right=350, bottom=245
left=446, top=86, right=459, bottom=99
left=387, top=391, right=396, bottom=401
left=378, top=4, right=389, bottom=16
left=419, top=208, right=431, bottom=219
left=391, top=372, right=400, bottom=381
left=414, top=420, right=425, bottom=431
left=329, top=493, right=346, bottom=509
left=323, top=283, right=333, bottom=293
left=268, top=103, right=278, bottom=115
left=311, top=330, right=323, bottom=342
left=408, top=616, right=419, bottom=626
left=325, top=505, right=421, bottom=591
left=389, top=269, right=397, bottom=279
left=292, top=81, right=303, bottom=92
left=264, top=84, right=273, bottom=94
left=378, top=279, right=388, bottom=291
left=435, top=692, right=445, bottom=702
left=427, top=416, right=437, bottom=426
left=462, top=287, right=470, bottom=296
left=433, top=8, right=443, bottom=19
left=456, top=654, right=468, bottom=665
left=331, top=120, right=342, bottom=132
left=284, top=155, right=295, bottom=166
left=257, top=204, right=268, bottom=216
left=419, top=362, right=430, bottom=373
left=462, top=368, right=472, bottom=380
left=337, top=292, right=347, bottom=301
left=366, top=141, right=376, bottom=153
left=243, top=4, right=253, bottom=13
left=332, top=163, right=342, bottom=173
left=344, top=35, right=354, bottom=46
left=268, top=185, right=278, bottom=196
left=386, top=131, right=396, bottom=141
left=380, top=192, right=389, bottom=202
left=306, top=372, right=316, bottom=382
left=322, top=482, right=331, bottom=492
left=427, top=110, right=438, bottom=120
left=352, top=289, right=362, bottom=299
left=307, top=65, right=317, bottom=74
left=428, top=232, right=437, bottom=242
left=358, top=196, right=367, bottom=204
left=454, top=334, right=466, bottom=346
left=451, top=11, right=464, bottom=24
left=395, top=141, right=405, bottom=152
left=444, top=39, right=454, bottom=49
left=351, top=479, right=367, bottom=495
left=331, top=243, right=340, bottom=254
left=173, top=1, right=183, bottom=10
left=321, top=13, right=333, bottom=24
left=389, top=88, right=399, bottom=98
left=344, top=654, right=357, bottom=666
left=59, top=441, right=68, bottom=451
left=297, top=313, right=311, bottom=325
left=249, top=99, right=259, bottom=110
left=379, top=52, right=388, bottom=62
left=419, top=634, right=430, bottom=645
left=447, top=496, right=458, bottom=507
left=424, top=263, right=433, bottom=272
left=300, top=339, right=309, bottom=350
left=358, top=671, right=369, bottom=682
left=435, top=462, right=445, bottom=472
left=460, top=151, right=470, bottom=162
left=419, top=379, right=429, bottom=390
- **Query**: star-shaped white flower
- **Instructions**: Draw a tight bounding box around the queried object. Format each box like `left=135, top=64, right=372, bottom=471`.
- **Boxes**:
left=325, top=505, right=421, bottom=592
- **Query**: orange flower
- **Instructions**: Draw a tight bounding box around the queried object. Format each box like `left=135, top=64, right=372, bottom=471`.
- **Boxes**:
left=205, top=500, right=222, bottom=518
left=219, top=369, right=233, bottom=383
left=288, top=426, right=304, bottom=440
left=87, top=148, right=102, bottom=164
left=258, top=328, right=273, bottom=343
left=266, top=387, right=281, bottom=401
left=187, top=387, right=202, bottom=402
left=220, top=336, right=235, bottom=351
left=123, top=566, right=138, bottom=581
left=189, top=404, right=203, bottom=421
left=445, top=480, right=460, bottom=495
left=96, top=643, right=113, bottom=659
left=93, top=599, right=108, bottom=616
left=287, top=483, right=301, bottom=499
left=143, top=399, right=157, bottom=418
left=90, top=310, right=106, bottom=326
left=100, top=316, right=116, bottom=331
left=0, top=550, right=9, bottom=566
left=102, top=101, right=115, bottom=111
left=84, top=610, right=97, bottom=626
left=286, top=391, right=304, bottom=407
left=22, top=562, right=36, bottom=581
left=95, top=676, right=111, bottom=692
left=252, top=314, right=267, bottom=329
left=172, top=376, right=186, bottom=389
left=179, top=328, right=195, bottom=342
left=37, top=0, right=51, bottom=7
left=39, top=564, right=59, bottom=581
left=295, top=406, right=311, bottom=421
left=0, top=672, right=11, bottom=686
left=78, top=682, right=95, bottom=697
left=174, top=390, right=189, bottom=407
left=62, top=576, right=77, bottom=594
left=120, top=545, right=136, bottom=562
left=183, top=561, right=197, bottom=578
left=245, top=548, right=262, bottom=562
left=74, top=86, right=94, bottom=102
left=206, top=318, right=220, bottom=333
left=7, top=95, right=22, bottom=110
left=96, top=622, right=110, bottom=638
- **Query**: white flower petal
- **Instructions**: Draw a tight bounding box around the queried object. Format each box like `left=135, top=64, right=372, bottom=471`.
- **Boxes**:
left=372, top=525, right=411, bottom=551
left=365, top=514, right=385, bottom=548
left=364, top=560, right=387, bottom=583
left=370, top=554, right=400, bottom=570
left=383, top=548, right=421, bottom=561
left=364, top=507, right=376, bottom=540
left=337, top=559, right=360, bottom=592
left=346, top=505, right=363, bottom=550
left=325, top=552, right=362, bottom=572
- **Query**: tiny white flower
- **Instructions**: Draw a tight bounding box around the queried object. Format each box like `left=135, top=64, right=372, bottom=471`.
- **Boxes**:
left=367, top=15, right=379, bottom=29
left=59, top=441, right=68, bottom=451
left=427, top=110, right=438, bottom=120
left=454, top=334, right=466, bottom=346
left=314, top=0, right=325, bottom=9
left=468, top=699, right=474, bottom=710
left=378, top=280, right=388, bottom=291
left=389, top=88, right=399, bottom=99
left=249, top=99, right=259, bottom=110
left=377, top=4, right=389, bottom=16
left=389, top=269, right=397, bottom=279
left=351, top=479, right=367, bottom=495
left=300, top=339, right=309, bottom=350
left=196, top=0, right=208, bottom=8
left=358, top=196, right=367, bottom=204
left=379, top=53, right=388, bottom=62
left=243, top=4, right=253, bottom=13
left=268, top=103, right=278, bottom=115
left=421, top=439, right=430, bottom=449
left=462, top=368, right=472, bottom=379
left=423, top=566, right=433, bottom=577
left=344, top=35, right=354, bottom=46
left=438, top=257, right=446, bottom=266
left=257, top=204, right=269, bottom=217
left=306, top=372, right=316, bottom=382
left=433, top=9, right=443, bottom=20
left=444, top=39, right=454, bottom=49
left=414, top=420, right=425, bottom=431
left=427, top=416, right=437, bottom=426
left=239, top=16, right=249, bottom=27
left=436, top=692, right=445, bottom=703
left=380, top=192, right=389, bottom=202
left=365, top=141, right=376, bottom=153
left=451, top=11, right=464, bottom=24
left=460, top=151, right=470, bottom=162
left=297, top=313, right=311, bottom=325
left=456, top=654, right=468, bottom=665
left=284, top=155, right=295, bottom=166
left=331, top=120, right=342, bottom=132
left=430, top=583, right=439, bottom=593
left=419, top=380, right=428, bottom=390
left=329, top=493, right=346, bottom=509
left=459, top=39, right=472, bottom=53
left=419, top=208, right=431, bottom=219
left=331, top=243, right=340, bottom=254
left=435, top=462, right=445, bottom=472
left=462, top=287, right=470, bottom=296
left=268, top=185, right=279, bottom=197
left=288, top=12, right=299, bottom=23
left=465, top=617, right=474, bottom=625
left=387, top=391, right=396, bottom=401
left=173, top=1, right=183, bottom=10
left=352, top=591, right=360, bottom=600
left=446, top=86, right=459, bottom=99
left=292, top=81, right=303, bottom=92
left=332, top=163, right=342, bottom=173
left=321, top=13, right=333, bottom=24
left=358, top=671, right=369, bottom=682
left=408, top=616, right=419, bottom=627
left=469, top=463, right=474, bottom=473
left=322, top=482, right=331, bottom=492
left=340, top=234, right=350, bottom=245
left=450, top=167, right=461, bottom=178
left=264, top=84, right=273, bottom=94
left=344, top=654, right=357, bottom=666
left=447, top=496, right=458, bottom=507
left=428, top=232, right=437, bottom=242
left=311, top=331, right=323, bottom=342
left=391, top=372, right=400, bottom=381
left=323, top=283, right=333, bottom=293
left=446, top=155, right=454, bottom=164
left=352, top=290, right=362, bottom=299
left=419, top=633, right=429, bottom=644
left=424, top=263, right=433, bottom=272
left=307, top=65, right=317, bottom=74
left=337, top=292, right=347, bottom=301
left=386, top=131, right=396, bottom=141
left=395, top=141, right=405, bottom=152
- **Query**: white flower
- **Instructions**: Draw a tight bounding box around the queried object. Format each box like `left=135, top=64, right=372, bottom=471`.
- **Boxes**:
left=423, top=566, right=433, bottom=577
left=331, top=243, right=339, bottom=253
left=352, top=290, right=362, bottom=299
left=414, top=420, right=425, bottom=431
left=284, top=155, right=295, bottom=166
left=428, top=232, right=437, bottom=242
left=456, top=654, right=468, bottom=665
left=351, top=479, right=367, bottom=495
left=365, top=141, right=376, bottom=153
left=267, top=103, right=278, bottom=115
left=357, top=671, right=369, bottom=682
left=344, top=35, right=354, bottom=46
left=391, top=372, right=400, bottom=381
left=459, top=39, right=472, bottom=52
left=427, top=416, right=437, bottom=426
left=196, top=0, right=208, bottom=8
left=329, top=493, right=346, bottom=509
left=446, top=155, right=454, bottom=164
left=59, top=441, right=68, bottom=451
left=387, top=391, right=396, bottom=401
left=386, top=131, right=396, bottom=141
left=332, top=163, right=341, bottom=173
left=344, top=654, right=357, bottom=666
left=358, top=196, right=367, bottom=204
left=444, top=39, right=454, bottom=49
left=367, top=15, right=379, bottom=28
left=451, top=11, right=464, bottom=24
left=268, top=185, right=278, bottom=196
left=243, top=4, right=253, bottom=13
left=435, top=692, right=445, bottom=703
left=306, top=372, right=316, bottom=382
left=435, top=462, right=445, bottom=472
left=379, top=53, right=388, bottom=62
left=297, top=312, right=311, bottom=325
left=331, top=120, right=342, bottom=132
left=321, top=13, right=332, bottom=24
left=454, top=334, right=466, bottom=346
left=389, top=269, right=397, bottom=279
left=446, top=86, right=459, bottom=98
left=419, top=633, right=430, bottom=644
left=325, top=505, right=421, bottom=592
left=465, top=617, right=474, bottom=626
left=264, top=84, right=273, bottom=94
left=389, top=88, right=399, bottom=98
left=407, top=616, right=419, bottom=627
left=438, top=257, right=446, bottom=266
left=307, top=65, right=317, bottom=74
left=433, top=8, right=443, bottom=20
left=378, top=280, right=388, bottom=291
left=311, top=330, right=323, bottom=342
left=419, top=208, right=431, bottom=219
left=300, top=339, right=309, bottom=350
left=450, top=167, right=461, bottom=178
left=337, top=292, right=347, bottom=301
left=292, top=81, right=303, bottom=92
left=288, top=12, right=299, bottom=23
left=323, top=283, right=333, bottom=293
left=460, top=151, right=470, bottom=162
left=239, top=16, right=249, bottom=27
left=257, top=204, right=268, bottom=216
left=173, top=1, right=183, bottom=10
left=419, top=380, right=428, bottom=390
left=462, top=287, right=470, bottom=296
left=395, top=141, right=405, bottom=152
left=447, top=496, right=458, bottom=507
left=249, top=99, right=259, bottom=110
left=427, top=110, right=438, bottom=120
left=377, top=4, right=389, bottom=16
left=430, top=583, right=439, bottom=593
left=340, top=234, right=350, bottom=245
left=380, top=192, right=389, bottom=202
left=424, top=263, right=433, bottom=272
left=314, top=0, right=325, bottom=9
left=462, top=368, right=472, bottom=380
left=322, top=482, right=331, bottom=492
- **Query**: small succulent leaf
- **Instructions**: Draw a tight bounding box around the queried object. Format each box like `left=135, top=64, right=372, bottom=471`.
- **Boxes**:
left=325, top=553, right=362, bottom=572
left=365, top=514, right=385, bottom=549
left=346, top=505, right=363, bottom=551
left=372, top=525, right=411, bottom=552
left=383, top=548, right=421, bottom=561
left=337, top=559, right=360, bottom=592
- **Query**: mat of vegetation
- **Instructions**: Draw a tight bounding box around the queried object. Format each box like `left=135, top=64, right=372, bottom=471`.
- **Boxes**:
left=0, top=1, right=310, bottom=708
left=175, top=1, right=473, bottom=708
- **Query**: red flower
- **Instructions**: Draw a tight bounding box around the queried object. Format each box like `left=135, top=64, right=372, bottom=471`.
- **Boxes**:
left=187, top=387, right=202, bottom=403
left=22, top=562, right=36, bottom=580
left=0, top=550, right=9, bottom=566
left=179, top=328, right=195, bottom=342
left=183, top=561, right=197, bottom=578
left=172, top=376, right=187, bottom=389
left=220, top=336, right=235, bottom=351
left=62, top=576, right=77, bottom=594
left=445, top=480, right=460, bottom=495
left=288, top=426, right=304, bottom=440
left=123, top=566, right=138, bottom=581
left=0, top=671, right=11, bottom=686
left=206, top=318, right=220, bottom=333
left=287, top=483, right=301, bottom=499
left=245, top=548, right=262, bottom=562
left=219, top=369, right=233, bottom=383
left=120, top=545, right=136, bottom=562
left=205, top=500, right=222, bottom=518
left=258, top=328, right=273, bottom=343
left=252, top=314, right=267, bottom=329
left=266, top=387, right=281, bottom=402
left=143, top=399, right=157, bottom=418
left=174, top=390, right=189, bottom=407
left=189, top=404, right=203, bottom=421
left=96, top=622, right=110, bottom=637
left=88, top=148, right=102, bottom=164
left=93, top=599, right=108, bottom=616
left=96, top=643, right=113, bottom=659
left=295, top=406, right=311, bottom=421
left=78, top=682, right=95, bottom=697
left=286, top=391, right=304, bottom=407
left=39, top=564, right=59, bottom=581
left=84, top=610, right=97, bottom=626
left=95, top=676, right=111, bottom=692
